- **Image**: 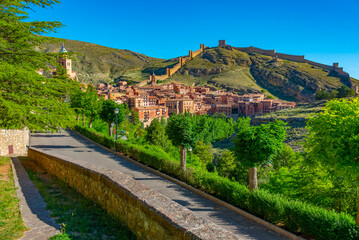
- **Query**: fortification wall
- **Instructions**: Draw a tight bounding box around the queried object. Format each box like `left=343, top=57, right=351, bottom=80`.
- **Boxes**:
left=276, top=53, right=305, bottom=63
left=233, top=44, right=350, bottom=80
left=156, top=74, right=168, bottom=80
left=169, top=63, right=182, bottom=76
left=28, top=148, right=240, bottom=240
left=251, top=47, right=276, bottom=57
left=149, top=44, right=205, bottom=82
left=305, top=60, right=333, bottom=71
left=0, top=128, right=29, bottom=156
left=192, top=49, right=203, bottom=58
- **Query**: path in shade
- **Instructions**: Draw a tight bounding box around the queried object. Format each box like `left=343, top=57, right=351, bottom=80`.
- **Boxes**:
left=11, top=157, right=59, bottom=240
left=31, top=130, right=289, bottom=240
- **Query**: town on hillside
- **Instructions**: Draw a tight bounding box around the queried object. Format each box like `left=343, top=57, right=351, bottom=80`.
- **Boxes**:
left=96, top=81, right=296, bottom=126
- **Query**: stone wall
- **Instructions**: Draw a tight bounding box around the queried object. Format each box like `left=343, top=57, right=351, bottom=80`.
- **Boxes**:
left=0, top=128, right=29, bottom=156
left=276, top=53, right=305, bottom=63
left=28, top=148, right=240, bottom=240
left=154, top=44, right=205, bottom=81
left=230, top=42, right=350, bottom=80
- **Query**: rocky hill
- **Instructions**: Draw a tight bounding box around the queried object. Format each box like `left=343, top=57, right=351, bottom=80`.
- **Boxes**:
left=165, top=47, right=358, bottom=102
left=40, top=38, right=163, bottom=84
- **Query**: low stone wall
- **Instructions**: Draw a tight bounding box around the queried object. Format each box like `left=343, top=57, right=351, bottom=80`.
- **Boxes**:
left=0, top=128, right=29, bottom=156
left=28, top=148, right=240, bottom=240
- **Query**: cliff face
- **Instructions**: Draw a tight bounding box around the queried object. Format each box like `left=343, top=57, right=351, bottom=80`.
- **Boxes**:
left=171, top=47, right=349, bottom=102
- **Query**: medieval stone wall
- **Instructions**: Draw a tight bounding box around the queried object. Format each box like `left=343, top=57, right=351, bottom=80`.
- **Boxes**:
left=153, top=44, right=206, bottom=81
left=230, top=42, right=351, bottom=80
left=276, top=53, right=305, bottom=63
left=0, top=128, right=29, bottom=156
left=28, top=148, right=240, bottom=240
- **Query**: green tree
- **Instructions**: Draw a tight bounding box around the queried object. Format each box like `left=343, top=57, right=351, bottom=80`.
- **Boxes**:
left=130, top=109, right=140, bottom=125
left=217, top=149, right=236, bottom=178
left=100, top=99, right=124, bottom=136
left=305, top=98, right=359, bottom=225
left=0, top=0, right=79, bottom=132
left=271, top=145, right=302, bottom=172
left=337, top=85, right=355, bottom=98
left=193, top=140, right=213, bottom=166
left=315, top=89, right=330, bottom=100
left=145, top=118, right=169, bottom=148
left=82, top=86, right=102, bottom=128
left=70, top=87, right=85, bottom=124
left=166, top=114, right=197, bottom=171
left=234, top=121, right=287, bottom=192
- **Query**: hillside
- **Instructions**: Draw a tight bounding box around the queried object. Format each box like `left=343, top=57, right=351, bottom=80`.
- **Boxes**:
left=166, top=47, right=356, bottom=102
left=39, top=38, right=163, bottom=83
left=40, top=38, right=358, bottom=102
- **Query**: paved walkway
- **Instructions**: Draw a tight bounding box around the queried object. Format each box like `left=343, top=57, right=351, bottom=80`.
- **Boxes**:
left=11, top=157, right=60, bottom=240
left=31, top=130, right=289, bottom=240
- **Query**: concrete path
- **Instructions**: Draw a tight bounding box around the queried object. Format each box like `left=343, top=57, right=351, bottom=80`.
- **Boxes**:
left=31, top=130, right=289, bottom=240
left=11, top=157, right=60, bottom=240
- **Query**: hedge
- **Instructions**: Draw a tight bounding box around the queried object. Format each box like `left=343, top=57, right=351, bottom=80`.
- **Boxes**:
left=75, top=125, right=359, bottom=240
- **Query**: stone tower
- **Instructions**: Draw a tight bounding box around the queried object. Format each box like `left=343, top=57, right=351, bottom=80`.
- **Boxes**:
left=57, top=43, right=72, bottom=75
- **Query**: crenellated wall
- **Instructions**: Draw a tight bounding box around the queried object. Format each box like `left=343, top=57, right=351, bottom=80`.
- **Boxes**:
left=28, top=148, right=240, bottom=240
left=151, top=44, right=206, bottom=82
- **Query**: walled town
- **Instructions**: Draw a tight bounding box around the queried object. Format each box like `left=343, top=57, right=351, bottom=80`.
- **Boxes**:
left=97, top=80, right=296, bottom=126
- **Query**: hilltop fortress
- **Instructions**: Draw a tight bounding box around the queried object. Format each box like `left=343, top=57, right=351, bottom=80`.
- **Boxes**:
left=219, top=40, right=351, bottom=86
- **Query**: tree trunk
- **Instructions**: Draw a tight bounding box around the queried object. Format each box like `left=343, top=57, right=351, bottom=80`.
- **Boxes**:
left=76, top=115, right=79, bottom=121
left=89, top=118, right=93, bottom=129
left=108, top=121, right=112, bottom=137
left=180, top=145, right=187, bottom=172
left=82, top=114, right=85, bottom=126
left=357, top=185, right=359, bottom=226
left=248, top=167, right=258, bottom=192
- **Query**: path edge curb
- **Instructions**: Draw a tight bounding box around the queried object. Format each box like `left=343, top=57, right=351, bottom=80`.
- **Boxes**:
left=71, top=129, right=305, bottom=240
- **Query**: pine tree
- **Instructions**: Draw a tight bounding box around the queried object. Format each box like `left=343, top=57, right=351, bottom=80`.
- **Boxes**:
left=0, top=0, right=78, bottom=132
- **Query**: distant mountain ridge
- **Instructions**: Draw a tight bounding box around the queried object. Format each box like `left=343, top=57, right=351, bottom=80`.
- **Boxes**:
left=41, top=38, right=358, bottom=102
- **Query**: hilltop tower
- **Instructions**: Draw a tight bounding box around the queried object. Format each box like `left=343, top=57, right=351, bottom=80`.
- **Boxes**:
left=56, top=43, right=78, bottom=81
left=57, top=43, right=72, bottom=75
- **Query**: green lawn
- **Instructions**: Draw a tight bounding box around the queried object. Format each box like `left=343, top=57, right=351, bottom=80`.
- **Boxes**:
left=20, top=157, right=135, bottom=240
left=0, top=157, right=27, bottom=240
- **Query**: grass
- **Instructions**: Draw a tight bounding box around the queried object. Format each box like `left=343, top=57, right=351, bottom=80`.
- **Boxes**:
left=19, top=157, right=135, bottom=240
left=0, top=157, right=27, bottom=240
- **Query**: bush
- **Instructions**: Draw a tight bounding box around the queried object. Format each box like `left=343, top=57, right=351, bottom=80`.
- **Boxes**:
left=74, top=125, right=359, bottom=240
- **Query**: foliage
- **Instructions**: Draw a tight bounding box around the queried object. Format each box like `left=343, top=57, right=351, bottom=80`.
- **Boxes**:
left=0, top=157, right=27, bottom=239
left=82, top=85, right=102, bottom=128
left=75, top=126, right=359, bottom=240
left=306, top=98, right=359, bottom=178
left=99, top=99, right=124, bottom=136
left=271, top=145, right=302, bottom=172
left=234, top=120, right=287, bottom=168
left=145, top=118, right=169, bottom=149
left=193, top=140, right=213, bottom=165
left=216, top=149, right=236, bottom=178
left=0, top=0, right=78, bottom=132
left=315, top=85, right=355, bottom=100
left=166, top=114, right=197, bottom=149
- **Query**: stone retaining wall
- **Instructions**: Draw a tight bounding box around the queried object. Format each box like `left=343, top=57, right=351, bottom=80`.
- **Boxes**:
left=0, top=128, right=29, bottom=156
left=28, top=148, right=240, bottom=240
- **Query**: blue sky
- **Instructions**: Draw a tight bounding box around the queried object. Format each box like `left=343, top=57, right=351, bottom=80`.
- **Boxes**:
left=29, top=0, right=359, bottom=78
